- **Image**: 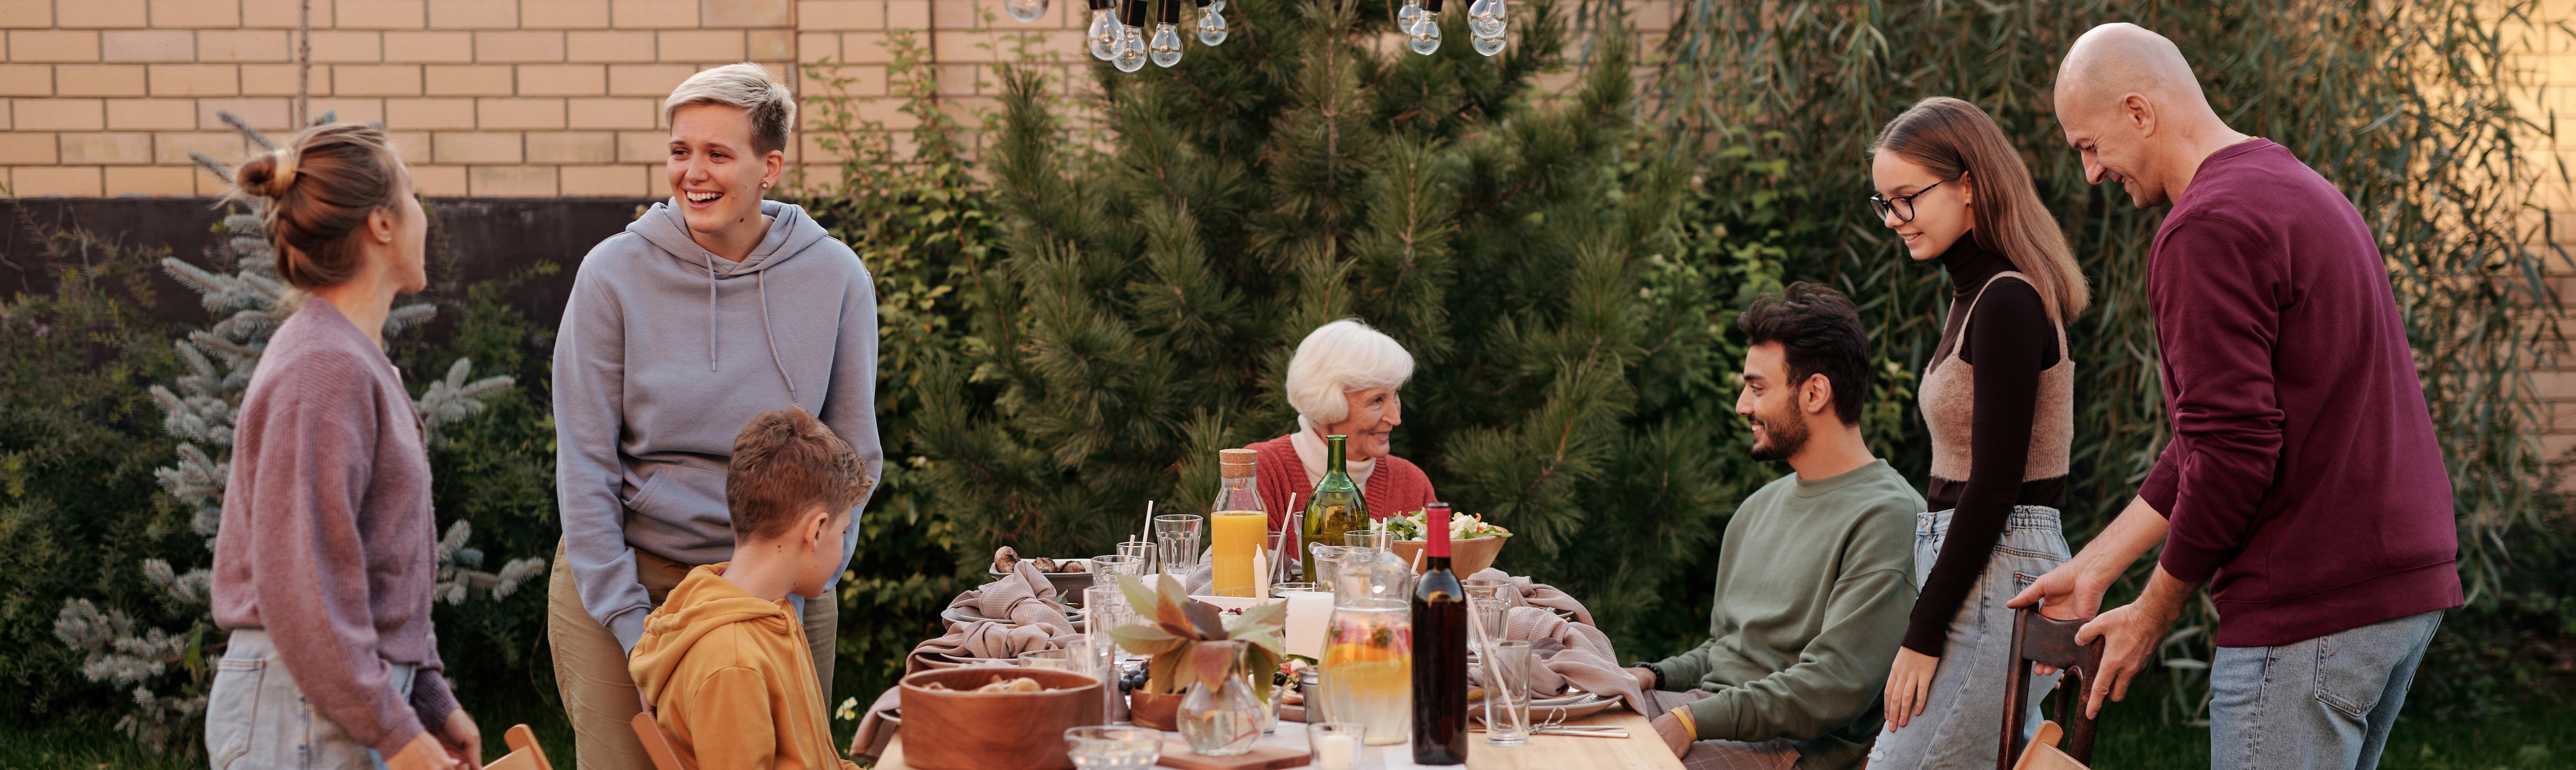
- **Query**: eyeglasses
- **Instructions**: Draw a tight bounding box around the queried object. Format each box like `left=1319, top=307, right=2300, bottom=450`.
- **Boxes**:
left=1867, top=179, right=1946, bottom=223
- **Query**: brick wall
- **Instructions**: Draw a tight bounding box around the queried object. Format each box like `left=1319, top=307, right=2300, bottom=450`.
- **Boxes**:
left=2516, top=0, right=2576, bottom=464
left=0, top=0, right=1683, bottom=197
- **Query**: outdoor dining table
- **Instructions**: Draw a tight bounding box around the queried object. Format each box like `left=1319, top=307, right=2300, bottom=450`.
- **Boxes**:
left=868, top=708, right=1686, bottom=770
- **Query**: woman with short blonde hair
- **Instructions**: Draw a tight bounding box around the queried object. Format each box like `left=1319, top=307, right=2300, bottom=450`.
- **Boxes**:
left=547, top=62, right=884, bottom=770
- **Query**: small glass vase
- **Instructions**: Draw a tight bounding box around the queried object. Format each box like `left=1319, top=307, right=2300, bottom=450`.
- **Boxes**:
left=1177, top=670, right=1264, bottom=756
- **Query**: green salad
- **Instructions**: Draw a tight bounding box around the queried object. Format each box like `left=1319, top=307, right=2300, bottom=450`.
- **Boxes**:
left=1383, top=509, right=1512, bottom=541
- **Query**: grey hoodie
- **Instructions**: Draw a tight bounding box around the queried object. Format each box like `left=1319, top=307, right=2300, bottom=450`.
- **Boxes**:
left=554, top=199, right=883, bottom=652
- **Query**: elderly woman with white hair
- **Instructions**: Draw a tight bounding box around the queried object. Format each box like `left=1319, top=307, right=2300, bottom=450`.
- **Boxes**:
left=1245, top=320, right=1439, bottom=534
left=546, top=63, right=883, bottom=769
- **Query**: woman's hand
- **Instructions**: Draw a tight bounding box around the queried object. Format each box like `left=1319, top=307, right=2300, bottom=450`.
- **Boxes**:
left=1882, top=647, right=1939, bottom=729
left=438, top=709, right=484, bottom=770
left=1650, top=712, right=1691, bottom=758
left=385, top=731, right=460, bottom=770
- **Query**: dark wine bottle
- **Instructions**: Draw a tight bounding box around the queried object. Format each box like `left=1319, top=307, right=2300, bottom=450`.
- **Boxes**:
left=1412, top=503, right=1468, bottom=764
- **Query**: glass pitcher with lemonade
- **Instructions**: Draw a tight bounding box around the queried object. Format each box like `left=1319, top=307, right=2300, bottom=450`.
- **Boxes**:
left=1320, top=535, right=1412, bottom=745
left=1208, top=448, right=1268, bottom=597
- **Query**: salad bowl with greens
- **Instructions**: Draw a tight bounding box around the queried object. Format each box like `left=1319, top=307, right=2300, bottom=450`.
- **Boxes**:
left=1383, top=509, right=1511, bottom=575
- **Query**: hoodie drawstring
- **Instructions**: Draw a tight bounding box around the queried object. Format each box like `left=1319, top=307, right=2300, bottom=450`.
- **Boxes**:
left=757, top=271, right=797, bottom=397
left=704, top=253, right=719, bottom=372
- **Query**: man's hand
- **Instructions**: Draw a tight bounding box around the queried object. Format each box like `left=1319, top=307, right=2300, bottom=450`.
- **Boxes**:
left=1650, top=712, right=1690, bottom=758
left=386, top=731, right=460, bottom=770
left=1881, top=647, right=1938, bottom=729
left=1629, top=666, right=1657, bottom=693
left=437, top=709, right=483, bottom=770
left=2073, top=567, right=2195, bottom=718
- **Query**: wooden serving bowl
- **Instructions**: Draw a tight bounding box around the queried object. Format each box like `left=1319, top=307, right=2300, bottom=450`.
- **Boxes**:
left=1128, top=689, right=1185, bottom=731
left=898, top=667, right=1104, bottom=770
left=1390, top=535, right=1506, bottom=576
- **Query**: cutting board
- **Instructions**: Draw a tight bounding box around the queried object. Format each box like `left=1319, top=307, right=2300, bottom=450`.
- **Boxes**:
left=1155, top=739, right=1311, bottom=770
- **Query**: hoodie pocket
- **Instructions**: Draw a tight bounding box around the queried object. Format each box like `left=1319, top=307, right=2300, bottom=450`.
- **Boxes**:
left=624, top=465, right=736, bottom=538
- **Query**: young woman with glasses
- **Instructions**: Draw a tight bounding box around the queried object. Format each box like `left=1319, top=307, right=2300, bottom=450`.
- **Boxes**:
left=1863, top=96, right=2090, bottom=769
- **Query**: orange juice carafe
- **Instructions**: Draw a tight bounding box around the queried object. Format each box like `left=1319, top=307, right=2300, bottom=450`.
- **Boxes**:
left=1209, top=448, right=1268, bottom=597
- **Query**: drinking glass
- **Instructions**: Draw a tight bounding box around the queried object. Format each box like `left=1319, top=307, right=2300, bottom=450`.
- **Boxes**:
left=1089, top=554, right=1141, bottom=589
left=1154, top=514, right=1204, bottom=578
left=1482, top=640, right=1533, bottom=745
left=1085, top=599, right=1137, bottom=727
left=1116, top=539, right=1155, bottom=575
left=1307, top=723, right=1366, bottom=770
left=1064, top=726, right=1161, bottom=770
left=1269, top=582, right=1317, bottom=597
left=1018, top=644, right=1093, bottom=674
left=1342, top=528, right=1391, bottom=552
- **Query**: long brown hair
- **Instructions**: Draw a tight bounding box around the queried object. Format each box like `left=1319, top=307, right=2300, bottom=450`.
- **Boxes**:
left=230, top=123, right=403, bottom=290
left=1873, top=97, right=2090, bottom=320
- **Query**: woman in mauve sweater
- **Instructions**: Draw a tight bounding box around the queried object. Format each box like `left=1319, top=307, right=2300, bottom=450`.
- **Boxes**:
left=1863, top=98, right=2091, bottom=769
left=206, top=124, right=480, bottom=770
left=1247, top=320, right=1439, bottom=545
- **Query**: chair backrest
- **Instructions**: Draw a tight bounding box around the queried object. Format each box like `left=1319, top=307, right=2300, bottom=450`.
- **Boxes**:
left=484, top=724, right=555, bottom=770
left=1998, top=608, right=2102, bottom=770
left=633, top=710, right=701, bottom=770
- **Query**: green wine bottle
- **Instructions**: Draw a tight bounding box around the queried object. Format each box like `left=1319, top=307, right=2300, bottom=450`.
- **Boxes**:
left=1302, top=434, right=1371, bottom=580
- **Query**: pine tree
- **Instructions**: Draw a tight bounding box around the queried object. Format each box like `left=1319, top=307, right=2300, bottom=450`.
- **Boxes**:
left=913, top=0, right=1757, bottom=652
left=49, top=112, right=545, bottom=750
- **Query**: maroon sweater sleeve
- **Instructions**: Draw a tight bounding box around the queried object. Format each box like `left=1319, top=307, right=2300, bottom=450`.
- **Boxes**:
left=2139, top=214, right=2287, bottom=583
left=244, top=355, right=430, bottom=755
left=1904, top=279, right=2053, bottom=656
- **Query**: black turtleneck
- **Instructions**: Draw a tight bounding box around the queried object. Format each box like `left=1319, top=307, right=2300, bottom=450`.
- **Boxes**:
left=1906, top=239, right=2066, bottom=657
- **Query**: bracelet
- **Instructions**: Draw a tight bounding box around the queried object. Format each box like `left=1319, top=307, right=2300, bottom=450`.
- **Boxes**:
left=1669, top=706, right=1699, bottom=741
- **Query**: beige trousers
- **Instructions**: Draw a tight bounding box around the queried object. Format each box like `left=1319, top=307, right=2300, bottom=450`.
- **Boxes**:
left=547, top=539, right=837, bottom=770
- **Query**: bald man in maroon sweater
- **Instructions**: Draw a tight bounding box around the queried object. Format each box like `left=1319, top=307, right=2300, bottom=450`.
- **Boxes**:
left=2008, top=24, right=2462, bottom=770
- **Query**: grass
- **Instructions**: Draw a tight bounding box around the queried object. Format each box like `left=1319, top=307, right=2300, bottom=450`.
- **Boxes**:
left=7, top=692, right=2564, bottom=769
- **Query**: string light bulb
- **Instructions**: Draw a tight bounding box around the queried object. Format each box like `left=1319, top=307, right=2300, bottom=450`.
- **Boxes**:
left=1407, top=0, right=1444, bottom=55
left=1086, top=0, right=1119, bottom=61
left=1194, top=0, right=1227, bottom=46
left=1150, top=0, right=1184, bottom=67
left=1112, top=0, right=1150, bottom=72
left=1004, top=0, right=1049, bottom=24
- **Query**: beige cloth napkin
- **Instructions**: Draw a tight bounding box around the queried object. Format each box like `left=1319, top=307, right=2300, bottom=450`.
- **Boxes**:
left=1473, top=604, right=1645, bottom=712
left=908, top=620, right=1068, bottom=673
left=948, top=560, right=1074, bottom=635
left=1467, top=567, right=1595, bottom=626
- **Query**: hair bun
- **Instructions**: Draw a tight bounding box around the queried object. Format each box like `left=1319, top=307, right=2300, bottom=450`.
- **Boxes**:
left=234, top=147, right=300, bottom=199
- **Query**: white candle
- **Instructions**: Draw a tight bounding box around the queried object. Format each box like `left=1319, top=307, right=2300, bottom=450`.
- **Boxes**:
left=1252, top=544, right=1269, bottom=599
left=1313, top=733, right=1359, bottom=770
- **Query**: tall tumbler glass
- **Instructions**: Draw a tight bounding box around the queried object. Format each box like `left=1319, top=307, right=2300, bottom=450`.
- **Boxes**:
left=1153, top=514, right=1204, bottom=579
left=1116, top=539, right=1156, bottom=575
left=1482, top=640, right=1533, bottom=745
left=1085, top=586, right=1134, bottom=723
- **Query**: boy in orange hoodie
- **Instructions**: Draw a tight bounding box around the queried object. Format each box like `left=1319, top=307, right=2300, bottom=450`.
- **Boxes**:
left=630, top=406, right=869, bottom=770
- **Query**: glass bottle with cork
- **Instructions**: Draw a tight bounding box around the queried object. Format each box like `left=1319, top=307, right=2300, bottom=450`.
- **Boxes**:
left=1208, top=448, right=1267, bottom=597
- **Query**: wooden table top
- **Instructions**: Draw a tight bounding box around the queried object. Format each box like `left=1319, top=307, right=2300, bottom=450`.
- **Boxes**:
left=870, top=709, right=1685, bottom=770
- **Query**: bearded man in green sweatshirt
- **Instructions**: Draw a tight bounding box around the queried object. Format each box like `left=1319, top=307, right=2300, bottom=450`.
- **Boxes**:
left=1627, top=283, right=1922, bottom=770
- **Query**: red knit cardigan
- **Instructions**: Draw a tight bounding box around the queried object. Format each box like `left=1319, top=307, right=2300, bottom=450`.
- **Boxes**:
left=1245, top=433, right=1439, bottom=537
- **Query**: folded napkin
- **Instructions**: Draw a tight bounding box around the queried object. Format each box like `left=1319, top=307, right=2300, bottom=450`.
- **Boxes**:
left=948, top=560, right=1074, bottom=635
left=1468, top=605, right=1645, bottom=712
left=1466, top=567, right=1595, bottom=626
left=908, top=619, right=1070, bottom=673
left=849, top=686, right=903, bottom=762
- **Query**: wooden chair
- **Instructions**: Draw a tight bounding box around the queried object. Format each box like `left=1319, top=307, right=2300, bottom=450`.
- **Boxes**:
left=632, top=707, right=700, bottom=770
left=484, top=724, right=556, bottom=770
left=1997, top=608, right=2103, bottom=770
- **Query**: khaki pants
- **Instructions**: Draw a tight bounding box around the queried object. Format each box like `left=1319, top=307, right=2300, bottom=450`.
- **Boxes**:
left=547, top=539, right=837, bottom=770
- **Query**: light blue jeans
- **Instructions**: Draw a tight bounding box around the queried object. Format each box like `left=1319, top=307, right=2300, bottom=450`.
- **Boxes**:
left=205, top=628, right=417, bottom=770
left=2209, top=610, right=2442, bottom=770
left=1867, top=506, right=2071, bottom=770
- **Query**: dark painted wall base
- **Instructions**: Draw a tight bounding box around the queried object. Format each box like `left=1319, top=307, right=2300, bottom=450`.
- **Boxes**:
left=2, top=197, right=662, bottom=328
